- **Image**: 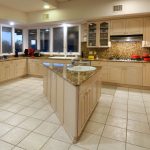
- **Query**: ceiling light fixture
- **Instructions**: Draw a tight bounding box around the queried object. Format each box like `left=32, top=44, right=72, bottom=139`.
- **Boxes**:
left=10, top=22, right=15, bottom=26
left=44, top=4, right=50, bottom=9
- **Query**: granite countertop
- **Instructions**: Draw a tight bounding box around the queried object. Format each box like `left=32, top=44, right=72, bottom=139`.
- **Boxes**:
left=43, top=63, right=101, bottom=86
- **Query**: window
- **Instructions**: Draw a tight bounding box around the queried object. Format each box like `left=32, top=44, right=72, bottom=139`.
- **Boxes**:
left=53, top=27, right=64, bottom=53
left=15, top=29, right=23, bottom=52
left=40, top=29, right=50, bottom=52
left=28, top=29, right=37, bottom=50
left=2, top=27, right=12, bottom=53
left=67, top=26, right=79, bottom=53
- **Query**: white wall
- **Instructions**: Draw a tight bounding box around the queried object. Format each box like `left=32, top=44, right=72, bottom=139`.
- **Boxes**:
left=27, top=0, right=150, bottom=24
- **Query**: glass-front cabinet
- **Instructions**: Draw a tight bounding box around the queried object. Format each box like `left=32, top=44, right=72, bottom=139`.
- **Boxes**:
left=99, top=21, right=109, bottom=47
left=87, top=21, right=110, bottom=48
left=87, top=22, right=98, bottom=47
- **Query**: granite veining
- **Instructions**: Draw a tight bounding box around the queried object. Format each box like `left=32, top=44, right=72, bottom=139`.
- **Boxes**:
left=43, top=63, right=101, bottom=86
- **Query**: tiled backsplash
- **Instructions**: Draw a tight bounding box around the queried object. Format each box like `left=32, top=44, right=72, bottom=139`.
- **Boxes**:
left=81, top=42, right=150, bottom=59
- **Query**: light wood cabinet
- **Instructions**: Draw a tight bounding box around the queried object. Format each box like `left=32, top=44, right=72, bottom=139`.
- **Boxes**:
left=143, top=63, right=150, bottom=87
left=15, top=59, right=27, bottom=77
left=124, top=65, right=142, bottom=85
left=87, top=21, right=110, bottom=48
left=110, top=19, right=126, bottom=35
left=126, top=18, right=143, bottom=35
left=108, top=66, right=123, bottom=84
left=143, top=17, right=150, bottom=47
left=110, top=18, right=143, bottom=35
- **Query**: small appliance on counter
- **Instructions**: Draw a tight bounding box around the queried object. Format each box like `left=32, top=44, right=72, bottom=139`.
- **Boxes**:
left=34, top=50, right=41, bottom=57
left=15, top=49, right=19, bottom=57
left=142, top=53, right=150, bottom=61
left=24, top=49, right=29, bottom=56
left=130, top=54, right=142, bottom=61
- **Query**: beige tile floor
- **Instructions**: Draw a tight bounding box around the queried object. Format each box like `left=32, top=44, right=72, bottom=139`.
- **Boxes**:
left=0, top=78, right=150, bottom=150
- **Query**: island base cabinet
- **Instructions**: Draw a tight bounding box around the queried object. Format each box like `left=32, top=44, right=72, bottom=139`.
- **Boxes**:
left=143, top=63, right=150, bottom=87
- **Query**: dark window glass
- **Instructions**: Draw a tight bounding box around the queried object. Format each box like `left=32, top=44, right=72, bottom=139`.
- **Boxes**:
left=2, top=27, right=12, bottom=53
left=67, top=26, right=79, bottom=52
left=40, top=29, right=50, bottom=52
left=15, top=29, right=23, bottom=52
left=28, top=29, right=37, bottom=50
left=53, top=27, right=64, bottom=52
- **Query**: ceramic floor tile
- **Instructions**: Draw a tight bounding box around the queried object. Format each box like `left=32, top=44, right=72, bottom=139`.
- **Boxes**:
left=41, top=138, right=70, bottom=150
left=90, top=113, right=107, bottom=124
left=0, top=140, right=14, bottom=150
left=69, top=145, right=87, bottom=150
left=34, top=122, right=59, bottom=137
left=5, top=114, right=27, bottom=126
left=18, top=107, right=38, bottom=117
left=127, top=130, right=150, bottom=149
left=18, top=117, right=42, bottom=131
left=18, top=132, right=49, bottom=150
left=46, top=113, right=61, bottom=125
left=31, top=110, right=52, bottom=120
left=94, top=105, right=110, bottom=114
left=7, top=104, right=25, bottom=113
left=52, top=127, right=72, bottom=144
left=102, top=125, right=126, bottom=142
left=85, top=121, right=104, bottom=135
left=127, top=120, right=150, bottom=134
left=128, top=112, right=148, bottom=123
left=98, top=137, right=125, bottom=150
left=128, top=105, right=146, bottom=114
left=0, top=111, right=14, bottom=121
left=0, top=122, right=14, bottom=137
left=106, top=116, right=127, bottom=129
left=111, top=102, right=127, bottom=111
left=1, top=127, right=29, bottom=145
left=12, top=147, right=25, bottom=150
left=113, top=97, right=128, bottom=105
left=75, top=132, right=100, bottom=150
left=126, top=143, right=150, bottom=150
left=109, top=109, right=127, bottom=119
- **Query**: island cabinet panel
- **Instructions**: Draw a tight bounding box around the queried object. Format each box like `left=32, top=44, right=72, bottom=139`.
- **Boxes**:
left=64, top=80, right=78, bottom=141
left=143, top=63, right=150, bottom=87
left=56, top=75, right=64, bottom=123
left=50, top=72, right=57, bottom=111
left=78, top=71, right=100, bottom=136
left=43, top=67, right=48, bottom=96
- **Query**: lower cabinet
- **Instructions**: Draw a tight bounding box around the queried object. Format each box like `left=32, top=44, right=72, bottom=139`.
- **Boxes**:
left=143, top=63, right=150, bottom=87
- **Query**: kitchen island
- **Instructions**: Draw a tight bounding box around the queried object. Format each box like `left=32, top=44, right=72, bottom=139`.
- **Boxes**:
left=43, top=63, right=101, bottom=143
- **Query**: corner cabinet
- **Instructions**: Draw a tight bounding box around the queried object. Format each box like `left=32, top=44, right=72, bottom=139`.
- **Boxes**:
left=87, top=21, right=110, bottom=48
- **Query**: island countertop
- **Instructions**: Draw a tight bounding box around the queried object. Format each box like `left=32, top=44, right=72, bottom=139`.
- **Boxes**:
left=43, top=62, right=101, bottom=86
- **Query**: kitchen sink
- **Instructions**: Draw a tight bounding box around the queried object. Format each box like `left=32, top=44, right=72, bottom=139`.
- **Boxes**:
left=67, top=66, right=96, bottom=72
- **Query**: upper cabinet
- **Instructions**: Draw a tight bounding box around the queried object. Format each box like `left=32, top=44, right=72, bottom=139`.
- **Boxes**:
left=110, top=19, right=126, bottom=35
left=87, top=22, right=98, bottom=47
left=143, top=17, right=150, bottom=47
left=99, top=21, right=110, bottom=47
left=87, top=21, right=110, bottom=48
left=110, top=18, right=144, bottom=35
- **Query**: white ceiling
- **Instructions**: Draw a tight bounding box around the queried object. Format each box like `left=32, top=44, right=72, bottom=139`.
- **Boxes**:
left=0, top=0, right=70, bottom=12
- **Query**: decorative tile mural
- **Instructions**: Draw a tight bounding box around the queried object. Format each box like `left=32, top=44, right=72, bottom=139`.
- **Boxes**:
left=81, top=42, right=150, bottom=59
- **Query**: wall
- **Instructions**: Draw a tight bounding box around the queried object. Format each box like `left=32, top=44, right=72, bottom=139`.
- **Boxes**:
left=27, top=0, right=150, bottom=24
left=81, top=42, right=150, bottom=59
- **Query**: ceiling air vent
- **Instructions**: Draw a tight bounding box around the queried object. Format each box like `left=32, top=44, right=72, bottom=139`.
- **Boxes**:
left=113, top=5, right=123, bottom=12
left=42, top=14, right=49, bottom=20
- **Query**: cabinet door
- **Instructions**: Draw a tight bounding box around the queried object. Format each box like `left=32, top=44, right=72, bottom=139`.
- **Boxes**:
left=56, top=75, right=64, bottom=123
left=87, top=22, right=99, bottom=47
left=126, top=18, right=143, bottom=35
left=124, top=66, right=142, bottom=86
left=144, top=18, right=150, bottom=47
left=108, top=66, right=123, bottom=83
left=50, top=72, right=57, bottom=111
left=143, top=63, right=150, bottom=86
left=28, top=59, right=39, bottom=75
left=110, top=19, right=126, bottom=35
left=99, top=21, right=110, bottom=47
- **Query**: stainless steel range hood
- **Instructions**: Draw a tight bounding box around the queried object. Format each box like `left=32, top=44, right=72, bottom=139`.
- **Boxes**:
left=110, top=34, right=143, bottom=42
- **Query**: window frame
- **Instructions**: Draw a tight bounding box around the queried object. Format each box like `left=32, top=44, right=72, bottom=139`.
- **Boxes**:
left=1, top=25, right=14, bottom=55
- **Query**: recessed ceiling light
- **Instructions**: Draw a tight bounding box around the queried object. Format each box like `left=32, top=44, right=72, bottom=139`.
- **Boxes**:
left=10, top=22, right=15, bottom=26
left=44, top=4, right=50, bottom=9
